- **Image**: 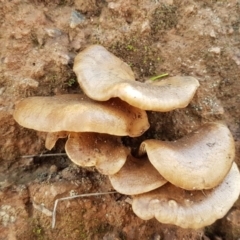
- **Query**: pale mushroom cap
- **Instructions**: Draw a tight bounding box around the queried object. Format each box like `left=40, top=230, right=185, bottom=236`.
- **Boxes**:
left=13, top=94, right=149, bottom=137
left=73, top=45, right=200, bottom=111
left=109, top=155, right=167, bottom=195
left=139, top=122, right=235, bottom=190
left=132, top=162, right=240, bottom=229
left=65, top=132, right=130, bottom=175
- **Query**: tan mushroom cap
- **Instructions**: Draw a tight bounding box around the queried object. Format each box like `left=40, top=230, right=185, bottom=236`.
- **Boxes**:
left=65, top=132, right=130, bottom=175
left=109, top=155, right=167, bottom=195
left=13, top=94, right=149, bottom=137
left=45, top=131, right=68, bottom=150
left=73, top=45, right=200, bottom=111
left=139, top=123, right=235, bottom=190
left=132, top=162, right=240, bottom=229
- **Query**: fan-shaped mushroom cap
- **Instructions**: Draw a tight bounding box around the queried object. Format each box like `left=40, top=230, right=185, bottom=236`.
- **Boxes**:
left=139, top=123, right=235, bottom=190
left=132, top=162, right=240, bottom=229
left=109, top=155, right=167, bottom=195
left=73, top=45, right=200, bottom=111
left=65, top=132, right=130, bottom=175
left=13, top=94, right=149, bottom=137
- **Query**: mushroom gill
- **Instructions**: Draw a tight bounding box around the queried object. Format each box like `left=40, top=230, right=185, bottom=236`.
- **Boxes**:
left=132, top=162, right=240, bottom=229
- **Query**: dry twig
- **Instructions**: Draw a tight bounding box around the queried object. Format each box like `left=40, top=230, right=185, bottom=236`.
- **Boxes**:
left=21, top=153, right=67, bottom=158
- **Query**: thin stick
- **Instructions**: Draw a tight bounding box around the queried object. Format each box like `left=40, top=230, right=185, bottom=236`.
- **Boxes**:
left=52, top=191, right=116, bottom=229
left=149, top=73, right=169, bottom=81
left=21, top=153, right=67, bottom=158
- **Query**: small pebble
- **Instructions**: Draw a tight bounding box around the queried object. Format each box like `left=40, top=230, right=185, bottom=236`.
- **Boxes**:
left=49, top=165, right=58, bottom=174
left=210, top=29, right=216, bottom=38
left=32, top=202, right=53, bottom=216
left=152, top=233, right=161, bottom=240
left=208, top=47, right=221, bottom=54
left=125, top=197, right=132, bottom=205
left=45, top=28, right=62, bottom=38
left=69, top=10, right=85, bottom=29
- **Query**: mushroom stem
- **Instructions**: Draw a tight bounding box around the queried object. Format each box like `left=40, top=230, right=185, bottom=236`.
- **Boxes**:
left=45, top=131, right=68, bottom=150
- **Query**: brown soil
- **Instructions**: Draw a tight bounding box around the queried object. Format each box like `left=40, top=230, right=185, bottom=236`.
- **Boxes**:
left=1, top=0, right=240, bottom=239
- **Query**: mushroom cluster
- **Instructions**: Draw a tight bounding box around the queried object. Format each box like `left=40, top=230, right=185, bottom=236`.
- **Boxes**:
left=13, top=45, right=240, bottom=229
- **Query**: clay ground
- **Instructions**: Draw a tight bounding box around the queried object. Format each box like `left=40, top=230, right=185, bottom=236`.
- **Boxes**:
left=1, top=0, right=240, bottom=239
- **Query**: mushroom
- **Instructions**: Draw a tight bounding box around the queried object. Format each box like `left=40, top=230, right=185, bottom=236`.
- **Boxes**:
left=45, top=131, right=68, bottom=150
left=139, top=122, right=235, bottom=190
left=109, top=155, right=167, bottom=195
left=65, top=132, right=130, bottom=175
left=73, top=45, right=200, bottom=111
left=132, top=162, right=240, bottom=229
left=13, top=94, right=149, bottom=137
left=13, top=94, right=149, bottom=173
